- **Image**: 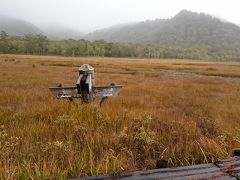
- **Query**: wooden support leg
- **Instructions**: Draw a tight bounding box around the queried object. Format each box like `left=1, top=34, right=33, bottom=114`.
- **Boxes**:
left=99, top=97, right=108, bottom=107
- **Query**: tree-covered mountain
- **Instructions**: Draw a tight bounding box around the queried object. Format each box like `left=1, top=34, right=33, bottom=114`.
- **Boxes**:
left=86, top=10, right=240, bottom=52
left=0, top=15, right=43, bottom=36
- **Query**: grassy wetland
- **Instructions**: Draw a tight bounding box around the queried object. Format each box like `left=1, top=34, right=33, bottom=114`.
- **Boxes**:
left=0, top=55, right=240, bottom=179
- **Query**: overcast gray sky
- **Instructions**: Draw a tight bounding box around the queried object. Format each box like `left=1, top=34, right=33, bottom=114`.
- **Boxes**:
left=1, top=0, right=240, bottom=33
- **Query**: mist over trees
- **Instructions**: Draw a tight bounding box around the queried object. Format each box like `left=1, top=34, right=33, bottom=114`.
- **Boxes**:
left=1, top=30, right=240, bottom=61
left=0, top=15, right=83, bottom=40
left=0, top=15, right=42, bottom=36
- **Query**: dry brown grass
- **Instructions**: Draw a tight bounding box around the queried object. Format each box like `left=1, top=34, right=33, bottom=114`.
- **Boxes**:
left=0, top=55, right=240, bottom=179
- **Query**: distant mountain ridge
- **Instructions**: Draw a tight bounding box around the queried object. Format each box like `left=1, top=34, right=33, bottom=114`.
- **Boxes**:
left=0, top=15, right=83, bottom=40
left=85, top=10, right=240, bottom=51
left=0, top=15, right=42, bottom=36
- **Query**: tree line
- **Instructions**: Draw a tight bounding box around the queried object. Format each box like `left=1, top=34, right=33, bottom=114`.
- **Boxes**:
left=0, top=31, right=240, bottom=61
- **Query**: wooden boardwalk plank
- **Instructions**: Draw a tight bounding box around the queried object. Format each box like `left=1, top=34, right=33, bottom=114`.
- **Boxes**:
left=71, top=156, right=240, bottom=180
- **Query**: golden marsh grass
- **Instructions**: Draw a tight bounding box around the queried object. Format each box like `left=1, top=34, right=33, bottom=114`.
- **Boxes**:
left=0, top=55, right=240, bottom=179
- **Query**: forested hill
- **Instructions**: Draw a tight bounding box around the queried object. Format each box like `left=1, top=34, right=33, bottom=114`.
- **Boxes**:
left=86, top=10, right=240, bottom=52
left=0, top=15, right=42, bottom=36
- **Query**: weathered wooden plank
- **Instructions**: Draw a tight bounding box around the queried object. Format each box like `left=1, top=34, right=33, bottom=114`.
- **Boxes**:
left=214, top=156, right=240, bottom=179
left=71, top=156, right=240, bottom=180
left=104, top=165, right=231, bottom=180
